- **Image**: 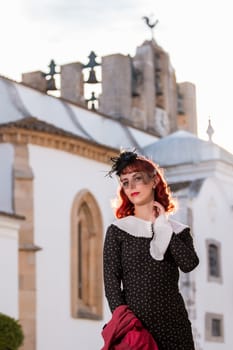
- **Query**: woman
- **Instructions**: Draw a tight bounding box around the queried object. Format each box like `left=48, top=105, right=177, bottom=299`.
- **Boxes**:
left=103, top=150, right=199, bottom=350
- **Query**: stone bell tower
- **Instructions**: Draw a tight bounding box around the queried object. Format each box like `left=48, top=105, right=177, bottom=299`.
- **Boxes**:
left=98, top=38, right=197, bottom=137
left=21, top=34, right=197, bottom=137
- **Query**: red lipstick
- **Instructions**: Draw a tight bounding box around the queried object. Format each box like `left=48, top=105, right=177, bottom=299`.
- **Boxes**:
left=131, top=192, right=139, bottom=196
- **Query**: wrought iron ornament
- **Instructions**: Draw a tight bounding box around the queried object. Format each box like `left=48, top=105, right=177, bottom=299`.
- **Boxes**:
left=142, top=15, right=159, bottom=39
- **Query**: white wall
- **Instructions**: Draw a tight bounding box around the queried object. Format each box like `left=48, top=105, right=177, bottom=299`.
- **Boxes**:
left=29, top=145, right=117, bottom=350
left=28, top=143, right=233, bottom=350
left=192, top=177, right=233, bottom=349
left=0, top=215, right=20, bottom=318
left=0, top=144, right=14, bottom=213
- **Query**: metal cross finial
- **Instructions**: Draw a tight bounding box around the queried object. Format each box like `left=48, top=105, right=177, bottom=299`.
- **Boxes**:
left=42, top=59, right=59, bottom=91
left=86, top=91, right=97, bottom=110
left=83, top=51, right=101, bottom=69
left=142, top=15, right=159, bottom=39
left=206, top=118, right=214, bottom=142
left=43, top=59, right=58, bottom=78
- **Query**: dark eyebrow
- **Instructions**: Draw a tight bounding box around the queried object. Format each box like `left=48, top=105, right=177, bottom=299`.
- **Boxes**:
left=120, top=171, right=143, bottom=182
left=119, top=177, right=129, bottom=183
left=132, top=172, right=143, bottom=178
left=121, top=172, right=141, bottom=178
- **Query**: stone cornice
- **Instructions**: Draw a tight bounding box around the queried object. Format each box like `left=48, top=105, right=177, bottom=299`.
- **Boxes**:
left=19, top=243, right=42, bottom=252
left=0, top=118, right=118, bottom=164
left=0, top=211, right=25, bottom=220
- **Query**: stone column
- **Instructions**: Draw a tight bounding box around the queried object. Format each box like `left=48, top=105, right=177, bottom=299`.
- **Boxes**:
left=133, top=42, right=156, bottom=130
left=167, top=69, right=178, bottom=133
left=60, top=62, right=85, bottom=105
left=178, top=82, right=197, bottom=134
left=21, top=71, right=47, bottom=93
left=155, top=48, right=178, bottom=132
left=13, top=144, right=40, bottom=350
left=99, top=54, right=131, bottom=120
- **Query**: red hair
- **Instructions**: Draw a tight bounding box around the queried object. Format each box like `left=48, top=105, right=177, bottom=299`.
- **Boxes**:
left=115, top=158, right=176, bottom=218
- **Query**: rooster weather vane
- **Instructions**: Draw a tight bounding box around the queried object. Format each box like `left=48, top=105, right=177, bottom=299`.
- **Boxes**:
left=142, top=16, right=159, bottom=39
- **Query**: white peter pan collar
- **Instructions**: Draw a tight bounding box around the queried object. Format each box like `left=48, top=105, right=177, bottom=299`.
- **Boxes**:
left=113, top=215, right=188, bottom=261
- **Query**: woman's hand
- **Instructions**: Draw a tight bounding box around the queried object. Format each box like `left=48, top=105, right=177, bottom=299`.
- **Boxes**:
left=153, top=201, right=165, bottom=218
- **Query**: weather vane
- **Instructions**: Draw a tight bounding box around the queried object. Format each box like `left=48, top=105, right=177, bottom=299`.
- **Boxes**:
left=142, top=15, right=159, bottom=39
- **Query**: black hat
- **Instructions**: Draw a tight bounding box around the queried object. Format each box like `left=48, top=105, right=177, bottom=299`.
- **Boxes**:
left=107, top=150, right=138, bottom=177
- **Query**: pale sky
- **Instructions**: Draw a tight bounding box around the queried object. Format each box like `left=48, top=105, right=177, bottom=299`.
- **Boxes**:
left=1, top=0, right=233, bottom=153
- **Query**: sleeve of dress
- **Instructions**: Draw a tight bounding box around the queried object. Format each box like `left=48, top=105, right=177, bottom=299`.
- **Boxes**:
left=103, top=225, right=125, bottom=312
left=169, top=228, right=199, bottom=273
left=150, top=214, right=173, bottom=260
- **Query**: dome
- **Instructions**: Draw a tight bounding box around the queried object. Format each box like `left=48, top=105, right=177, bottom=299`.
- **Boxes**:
left=143, top=130, right=233, bottom=167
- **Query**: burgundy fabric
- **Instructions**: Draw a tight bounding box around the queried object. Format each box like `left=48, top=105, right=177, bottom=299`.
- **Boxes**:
left=101, top=305, right=159, bottom=350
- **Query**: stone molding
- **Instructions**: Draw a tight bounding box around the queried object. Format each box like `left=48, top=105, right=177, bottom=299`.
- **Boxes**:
left=0, top=117, right=118, bottom=164
left=205, top=312, right=224, bottom=342
left=71, top=189, right=103, bottom=320
left=19, top=243, right=42, bottom=252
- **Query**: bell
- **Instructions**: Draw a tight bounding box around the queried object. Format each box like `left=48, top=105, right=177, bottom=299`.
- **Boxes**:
left=85, top=68, right=99, bottom=84
left=46, top=77, right=57, bottom=91
left=86, top=92, right=98, bottom=110
left=43, top=59, right=59, bottom=91
left=48, top=59, right=57, bottom=76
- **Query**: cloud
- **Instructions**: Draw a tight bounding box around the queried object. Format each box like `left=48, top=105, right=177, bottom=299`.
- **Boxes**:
left=21, top=0, right=146, bottom=27
left=19, top=0, right=153, bottom=57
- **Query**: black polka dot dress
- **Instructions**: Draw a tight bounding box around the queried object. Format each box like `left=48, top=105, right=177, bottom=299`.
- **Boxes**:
left=103, top=215, right=199, bottom=350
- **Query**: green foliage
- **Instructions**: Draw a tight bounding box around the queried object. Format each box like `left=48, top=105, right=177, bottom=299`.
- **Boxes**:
left=0, top=313, right=24, bottom=350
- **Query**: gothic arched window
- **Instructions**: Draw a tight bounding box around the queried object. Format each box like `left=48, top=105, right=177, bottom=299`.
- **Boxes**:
left=71, top=190, right=103, bottom=320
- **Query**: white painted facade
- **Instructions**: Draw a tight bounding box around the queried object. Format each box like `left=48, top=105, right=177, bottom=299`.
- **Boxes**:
left=29, top=145, right=115, bottom=349
left=0, top=144, right=14, bottom=213
left=0, top=215, right=21, bottom=318
left=147, top=132, right=233, bottom=350
left=193, top=177, right=233, bottom=350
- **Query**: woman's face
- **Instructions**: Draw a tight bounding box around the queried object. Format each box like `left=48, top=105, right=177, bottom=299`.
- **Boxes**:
left=120, top=171, right=155, bottom=206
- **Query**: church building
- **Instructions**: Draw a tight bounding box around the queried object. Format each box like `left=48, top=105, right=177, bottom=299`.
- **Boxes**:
left=0, top=37, right=232, bottom=350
